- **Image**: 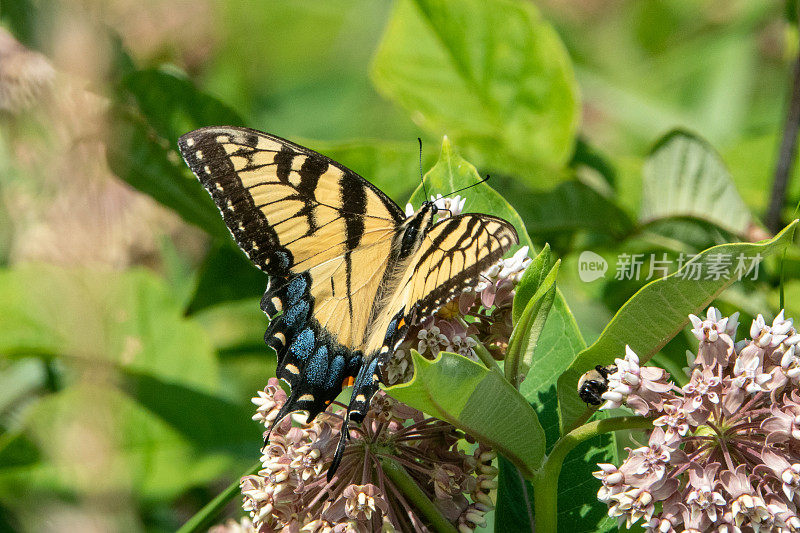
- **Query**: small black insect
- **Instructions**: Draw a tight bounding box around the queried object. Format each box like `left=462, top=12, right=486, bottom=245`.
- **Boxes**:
left=577, top=364, right=618, bottom=405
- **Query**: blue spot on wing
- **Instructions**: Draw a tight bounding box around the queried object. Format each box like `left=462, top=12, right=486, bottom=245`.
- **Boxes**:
left=289, top=328, right=315, bottom=363
left=285, top=276, right=306, bottom=305
left=284, top=300, right=309, bottom=328
left=306, top=346, right=329, bottom=386
left=325, top=354, right=345, bottom=390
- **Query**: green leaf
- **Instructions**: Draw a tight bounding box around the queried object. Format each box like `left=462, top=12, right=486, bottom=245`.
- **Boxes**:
left=119, top=370, right=260, bottom=456
left=512, top=244, right=552, bottom=324
left=641, top=130, right=755, bottom=238
left=495, top=456, right=535, bottom=533
left=557, top=220, right=799, bottom=432
left=372, top=0, right=579, bottom=183
left=386, top=350, right=545, bottom=476
left=107, top=68, right=244, bottom=238
left=0, top=266, right=259, bottom=502
left=408, top=136, right=533, bottom=250
left=106, top=106, right=229, bottom=239
left=0, top=265, right=219, bottom=393
left=511, top=180, right=634, bottom=239
left=186, top=243, right=268, bottom=315
left=193, top=298, right=269, bottom=353
left=494, top=419, right=617, bottom=533
left=0, top=384, right=240, bottom=501
left=120, top=68, right=244, bottom=147
left=505, top=260, right=559, bottom=387
left=554, top=425, right=618, bottom=533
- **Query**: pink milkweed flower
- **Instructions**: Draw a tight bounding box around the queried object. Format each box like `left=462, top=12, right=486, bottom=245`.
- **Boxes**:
left=599, top=346, right=673, bottom=415
left=595, top=308, right=800, bottom=533
left=238, top=380, right=497, bottom=533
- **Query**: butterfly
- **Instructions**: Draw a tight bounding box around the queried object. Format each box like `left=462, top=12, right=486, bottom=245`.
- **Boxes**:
left=178, top=126, right=518, bottom=475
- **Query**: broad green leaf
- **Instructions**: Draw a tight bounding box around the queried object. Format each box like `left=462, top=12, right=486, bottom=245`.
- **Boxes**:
left=495, top=456, right=535, bottom=533
left=557, top=220, right=799, bottom=432
left=723, top=133, right=800, bottom=216
left=119, top=370, right=260, bottom=456
left=0, top=267, right=259, bottom=503
left=554, top=427, right=618, bottom=533
left=0, top=358, right=45, bottom=417
left=511, top=180, right=634, bottom=239
left=193, top=299, right=269, bottom=353
left=0, top=384, right=241, bottom=502
left=106, top=106, right=229, bottom=239
left=120, top=68, right=244, bottom=147
left=0, top=265, right=218, bottom=393
left=386, top=351, right=545, bottom=476
left=505, top=260, right=559, bottom=386
left=512, top=244, right=552, bottom=324
left=372, top=0, right=579, bottom=184
left=495, top=428, right=617, bottom=533
left=107, top=68, right=244, bottom=239
left=186, top=243, right=268, bottom=315
left=641, top=130, right=755, bottom=238
left=0, top=0, right=40, bottom=49
left=570, top=138, right=617, bottom=189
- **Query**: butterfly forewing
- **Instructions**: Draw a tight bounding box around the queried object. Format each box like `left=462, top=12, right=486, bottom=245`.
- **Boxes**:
left=364, top=214, right=518, bottom=353
left=178, top=126, right=404, bottom=278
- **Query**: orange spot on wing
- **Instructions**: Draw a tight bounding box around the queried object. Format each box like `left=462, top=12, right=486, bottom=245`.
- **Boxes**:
left=342, top=376, right=355, bottom=387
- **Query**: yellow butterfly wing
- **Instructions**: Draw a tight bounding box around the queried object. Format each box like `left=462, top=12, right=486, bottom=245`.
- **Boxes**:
left=178, top=126, right=403, bottom=419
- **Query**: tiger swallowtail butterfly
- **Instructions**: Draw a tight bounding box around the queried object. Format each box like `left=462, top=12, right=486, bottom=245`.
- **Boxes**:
left=178, top=126, right=517, bottom=475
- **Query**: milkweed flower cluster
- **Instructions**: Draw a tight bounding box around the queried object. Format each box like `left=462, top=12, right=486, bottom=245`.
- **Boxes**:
left=236, top=378, right=497, bottom=533
left=594, top=307, right=800, bottom=532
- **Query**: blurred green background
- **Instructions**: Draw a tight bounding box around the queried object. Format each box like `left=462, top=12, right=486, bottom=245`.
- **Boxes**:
left=0, top=0, right=799, bottom=531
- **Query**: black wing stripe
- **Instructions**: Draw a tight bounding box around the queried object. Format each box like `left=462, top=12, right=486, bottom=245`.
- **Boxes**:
left=411, top=216, right=517, bottom=317
left=213, top=127, right=405, bottom=225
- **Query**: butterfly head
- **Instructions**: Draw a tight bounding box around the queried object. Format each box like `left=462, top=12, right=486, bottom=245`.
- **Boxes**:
left=421, top=198, right=439, bottom=215
left=418, top=200, right=440, bottom=231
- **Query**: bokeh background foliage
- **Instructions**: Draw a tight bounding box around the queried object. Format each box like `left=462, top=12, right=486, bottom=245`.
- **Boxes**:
left=0, top=0, right=799, bottom=531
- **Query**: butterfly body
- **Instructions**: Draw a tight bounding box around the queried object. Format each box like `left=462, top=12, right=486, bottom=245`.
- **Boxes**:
left=178, top=126, right=517, bottom=474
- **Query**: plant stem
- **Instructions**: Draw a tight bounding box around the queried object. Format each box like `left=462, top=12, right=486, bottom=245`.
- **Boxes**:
left=176, top=461, right=261, bottom=533
left=767, top=23, right=800, bottom=233
left=531, top=416, right=654, bottom=533
left=379, top=456, right=459, bottom=533
left=471, top=336, right=503, bottom=376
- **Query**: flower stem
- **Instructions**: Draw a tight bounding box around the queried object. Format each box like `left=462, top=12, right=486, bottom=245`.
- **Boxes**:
left=471, top=336, right=504, bottom=376
left=379, top=455, right=459, bottom=533
left=531, top=416, right=654, bottom=533
left=767, top=14, right=800, bottom=233
left=176, top=461, right=261, bottom=533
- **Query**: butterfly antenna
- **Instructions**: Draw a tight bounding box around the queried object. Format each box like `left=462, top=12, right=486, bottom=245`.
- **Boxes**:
left=418, top=138, right=429, bottom=201
left=443, top=174, right=491, bottom=197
